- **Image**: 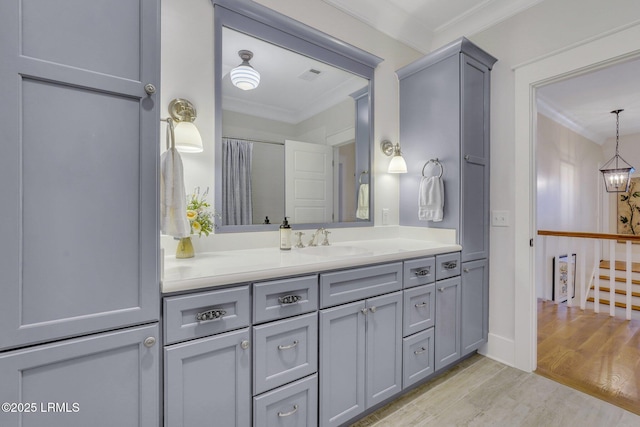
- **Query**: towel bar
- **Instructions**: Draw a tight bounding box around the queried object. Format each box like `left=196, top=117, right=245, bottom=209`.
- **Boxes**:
left=421, top=159, right=443, bottom=178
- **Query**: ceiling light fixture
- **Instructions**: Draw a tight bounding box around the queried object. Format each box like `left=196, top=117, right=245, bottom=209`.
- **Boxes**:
left=600, top=109, right=634, bottom=192
left=230, top=50, right=260, bottom=90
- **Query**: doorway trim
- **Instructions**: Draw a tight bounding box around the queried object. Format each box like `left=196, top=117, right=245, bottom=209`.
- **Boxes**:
left=513, top=23, right=640, bottom=372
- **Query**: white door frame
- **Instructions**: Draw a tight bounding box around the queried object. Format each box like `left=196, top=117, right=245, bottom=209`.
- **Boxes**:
left=513, top=23, right=640, bottom=372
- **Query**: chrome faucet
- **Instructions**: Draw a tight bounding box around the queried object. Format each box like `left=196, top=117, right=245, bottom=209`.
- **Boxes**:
left=321, top=229, right=331, bottom=246
left=307, top=228, right=325, bottom=247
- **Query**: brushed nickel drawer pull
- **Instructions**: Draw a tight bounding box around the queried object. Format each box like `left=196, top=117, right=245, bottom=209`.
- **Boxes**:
left=278, top=294, right=302, bottom=305
left=278, top=340, right=299, bottom=350
left=196, top=308, right=226, bottom=322
left=415, top=267, right=431, bottom=277
left=415, top=302, right=428, bottom=308
left=442, top=261, right=458, bottom=270
left=278, top=404, right=299, bottom=417
left=414, top=347, right=427, bottom=355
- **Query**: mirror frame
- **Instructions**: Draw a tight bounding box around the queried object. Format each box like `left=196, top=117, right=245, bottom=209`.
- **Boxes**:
left=212, top=0, right=382, bottom=232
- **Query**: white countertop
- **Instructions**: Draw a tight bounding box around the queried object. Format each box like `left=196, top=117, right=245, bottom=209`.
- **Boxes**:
left=162, top=238, right=461, bottom=294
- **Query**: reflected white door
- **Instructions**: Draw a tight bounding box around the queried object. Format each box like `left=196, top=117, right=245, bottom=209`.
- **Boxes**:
left=285, top=140, right=333, bottom=223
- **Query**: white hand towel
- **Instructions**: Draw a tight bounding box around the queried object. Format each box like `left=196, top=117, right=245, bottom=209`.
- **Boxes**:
left=418, top=176, right=444, bottom=222
left=160, top=147, right=191, bottom=238
left=356, top=183, right=369, bottom=220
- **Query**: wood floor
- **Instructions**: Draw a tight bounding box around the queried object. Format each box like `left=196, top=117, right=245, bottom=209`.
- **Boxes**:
left=536, top=298, right=640, bottom=415
left=350, top=353, right=640, bottom=426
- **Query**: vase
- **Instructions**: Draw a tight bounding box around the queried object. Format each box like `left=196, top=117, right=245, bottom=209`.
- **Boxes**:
left=176, top=237, right=195, bottom=259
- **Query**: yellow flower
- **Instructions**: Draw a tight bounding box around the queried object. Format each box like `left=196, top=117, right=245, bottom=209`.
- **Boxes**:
left=186, top=210, right=197, bottom=221
left=191, top=221, right=202, bottom=233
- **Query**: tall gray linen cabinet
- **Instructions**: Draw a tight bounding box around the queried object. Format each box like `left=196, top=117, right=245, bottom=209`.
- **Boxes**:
left=397, top=38, right=497, bottom=359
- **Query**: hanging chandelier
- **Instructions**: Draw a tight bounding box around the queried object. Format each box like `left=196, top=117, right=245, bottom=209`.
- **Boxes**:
left=600, top=109, right=634, bottom=193
left=230, top=50, right=260, bottom=91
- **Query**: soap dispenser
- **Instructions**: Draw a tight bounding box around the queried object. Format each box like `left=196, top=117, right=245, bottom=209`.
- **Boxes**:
left=280, top=217, right=292, bottom=250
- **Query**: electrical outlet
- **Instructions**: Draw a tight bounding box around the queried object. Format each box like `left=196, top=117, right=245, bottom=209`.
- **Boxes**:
left=491, top=210, right=509, bottom=227
left=382, top=208, right=390, bottom=225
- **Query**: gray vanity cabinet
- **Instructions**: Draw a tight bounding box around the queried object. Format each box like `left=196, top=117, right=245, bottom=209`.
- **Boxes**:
left=461, top=259, right=489, bottom=356
left=164, top=328, right=252, bottom=427
left=319, top=288, right=402, bottom=427
left=0, top=323, right=159, bottom=427
left=434, top=276, right=461, bottom=371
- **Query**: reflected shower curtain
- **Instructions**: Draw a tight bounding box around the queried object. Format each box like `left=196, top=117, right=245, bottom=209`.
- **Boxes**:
left=222, top=138, right=253, bottom=225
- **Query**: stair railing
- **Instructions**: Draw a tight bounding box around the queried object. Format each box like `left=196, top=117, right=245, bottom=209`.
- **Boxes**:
left=537, top=230, right=640, bottom=320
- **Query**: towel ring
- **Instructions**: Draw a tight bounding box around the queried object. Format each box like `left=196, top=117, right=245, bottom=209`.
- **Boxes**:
left=359, top=170, right=369, bottom=184
left=422, top=159, right=443, bottom=178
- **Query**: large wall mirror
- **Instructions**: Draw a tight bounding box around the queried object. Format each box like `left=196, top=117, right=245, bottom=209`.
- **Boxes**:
left=213, top=0, right=382, bottom=232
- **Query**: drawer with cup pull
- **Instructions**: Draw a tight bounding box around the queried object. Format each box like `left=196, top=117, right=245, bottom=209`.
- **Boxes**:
left=164, top=285, right=250, bottom=345
left=402, top=328, right=435, bottom=389
left=403, top=283, right=435, bottom=337
left=253, top=275, right=318, bottom=324
left=253, top=374, right=318, bottom=427
left=253, top=312, right=318, bottom=395
left=435, top=252, right=461, bottom=281
left=403, top=257, right=435, bottom=288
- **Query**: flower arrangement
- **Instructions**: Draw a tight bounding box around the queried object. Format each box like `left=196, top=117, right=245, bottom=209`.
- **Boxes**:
left=186, top=187, right=218, bottom=237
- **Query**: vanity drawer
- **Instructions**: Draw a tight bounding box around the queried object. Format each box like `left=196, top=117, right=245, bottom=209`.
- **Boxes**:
left=403, top=257, right=435, bottom=288
left=164, top=286, right=250, bottom=345
left=253, top=312, right=318, bottom=395
left=253, top=374, right=318, bottom=427
left=254, top=275, right=318, bottom=324
left=320, top=262, right=402, bottom=308
left=403, top=328, right=435, bottom=389
left=435, top=252, right=461, bottom=281
left=403, top=284, right=435, bottom=337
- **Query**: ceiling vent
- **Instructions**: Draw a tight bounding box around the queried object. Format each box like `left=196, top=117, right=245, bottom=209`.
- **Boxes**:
left=298, top=68, right=322, bottom=82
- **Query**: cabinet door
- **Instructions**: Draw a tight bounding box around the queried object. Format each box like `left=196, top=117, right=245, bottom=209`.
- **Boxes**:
left=365, top=291, right=403, bottom=408
left=461, top=259, right=489, bottom=356
left=0, top=323, right=159, bottom=427
left=435, top=277, right=461, bottom=371
left=460, top=53, right=490, bottom=262
left=319, top=301, right=366, bottom=427
left=165, top=328, right=251, bottom=427
left=0, top=0, right=160, bottom=351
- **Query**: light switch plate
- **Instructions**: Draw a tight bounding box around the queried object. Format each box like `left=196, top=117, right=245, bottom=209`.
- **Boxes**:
left=491, top=210, right=509, bottom=227
left=382, top=208, right=389, bottom=225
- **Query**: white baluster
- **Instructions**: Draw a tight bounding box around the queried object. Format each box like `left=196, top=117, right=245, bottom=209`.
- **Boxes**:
left=543, top=235, right=549, bottom=300
left=626, top=240, right=632, bottom=320
left=609, top=240, right=615, bottom=317
left=566, top=237, right=573, bottom=307
left=554, top=237, right=561, bottom=304
left=579, top=239, right=586, bottom=310
left=594, top=239, right=600, bottom=313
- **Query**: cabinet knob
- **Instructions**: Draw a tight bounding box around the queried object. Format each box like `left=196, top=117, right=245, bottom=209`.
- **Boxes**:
left=240, top=340, right=250, bottom=350
left=143, top=337, right=156, bottom=348
left=438, top=287, right=445, bottom=292
left=369, top=306, right=377, bottom=313
left=361, top=308, right=368, bottom=315
left=144, top=83, right=156, bottom=95
left=464, top=268, right=470, bottom=273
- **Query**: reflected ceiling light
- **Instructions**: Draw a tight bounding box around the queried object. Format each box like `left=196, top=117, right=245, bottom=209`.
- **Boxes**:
left=230, top=50, right=260, bottom=91
left=600, top=109, right=634, bottom=192
left=381, top=140, right=407, bottom=174
left=167, top=98, right=203, bottom=153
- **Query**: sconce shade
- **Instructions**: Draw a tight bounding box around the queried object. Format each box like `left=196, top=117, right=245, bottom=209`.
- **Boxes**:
left=166, top=98, right=203, bottom=153
left=174, top=121, right=203, bottom=153
left=388, top=154, right=408, bottom=174
left=600, top=109, right=634, bottom=193
left=381, top=140, right=407, bottom=173
left=231, top=50, right=260, bottom=90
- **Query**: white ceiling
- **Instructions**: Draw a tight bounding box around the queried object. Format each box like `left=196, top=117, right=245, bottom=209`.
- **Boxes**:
left=321, top=0, right=640, bottom=145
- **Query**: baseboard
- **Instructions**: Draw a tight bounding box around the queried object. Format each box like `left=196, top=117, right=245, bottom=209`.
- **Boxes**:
left=480, top=333, right=515, bottom=368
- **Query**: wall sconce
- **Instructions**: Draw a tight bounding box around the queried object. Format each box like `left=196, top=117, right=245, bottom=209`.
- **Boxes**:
left=230, top=50, right=261, bottom=91
left=381, top=140, right=407, bottom=173
left=165, top=98, right=203, bottom=153
left=600, top=109, right=634, bottom=192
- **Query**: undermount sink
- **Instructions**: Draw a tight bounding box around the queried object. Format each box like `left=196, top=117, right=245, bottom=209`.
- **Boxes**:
left=298, top=245, right=372, bottom=257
